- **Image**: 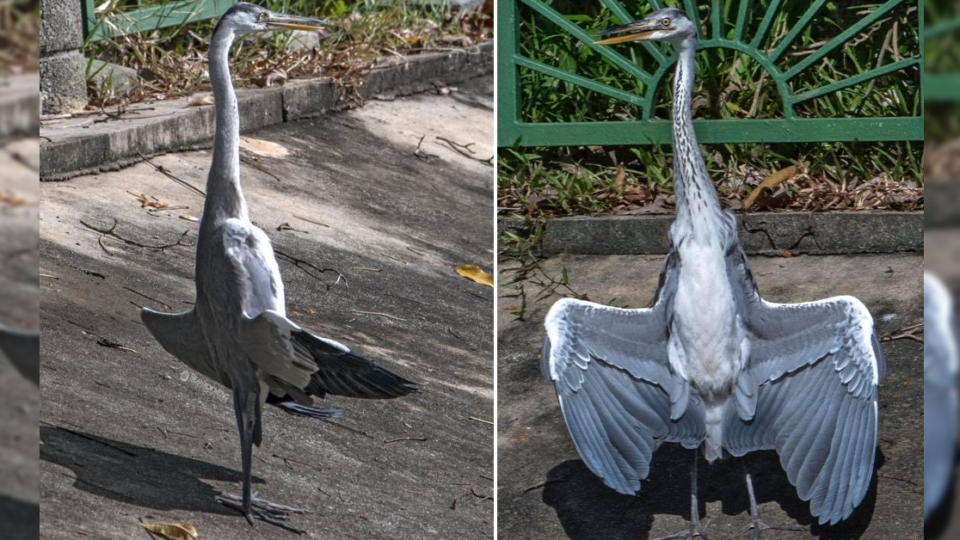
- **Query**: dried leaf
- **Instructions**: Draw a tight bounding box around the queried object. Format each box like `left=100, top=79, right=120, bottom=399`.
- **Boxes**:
left=612, top=163, right=626, bottom=194
left=455, top=265, right=493, bottom=288
left=141, top=521, right=200, bottom=540
left=179, top=215, right=199, bottom=222
left=239, top=137, right=289, bottom=158
left=743, top=162, right=807, bottom=209
left=188, top=94, right=214, bottom=107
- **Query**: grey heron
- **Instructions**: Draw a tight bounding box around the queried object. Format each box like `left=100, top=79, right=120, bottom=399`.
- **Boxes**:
left=0, top=327, right=38, bottom=385
left=925, top=272, right=956, bottom=522
left=542, top=8, right=885, bottom=539
left=140, top=3, right=418, bottom=531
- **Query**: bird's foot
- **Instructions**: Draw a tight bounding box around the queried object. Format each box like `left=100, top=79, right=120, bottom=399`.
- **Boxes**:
left=652, top=517, right=717, bottom=540
left=218, top=491, right=309, bottom=534
left=739, top=515, right=805, bottom=539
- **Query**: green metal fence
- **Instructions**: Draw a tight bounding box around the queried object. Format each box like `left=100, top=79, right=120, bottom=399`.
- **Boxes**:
left=82, top=0, right=236, bottom=41
left=497, top=0, right=928, bottom=147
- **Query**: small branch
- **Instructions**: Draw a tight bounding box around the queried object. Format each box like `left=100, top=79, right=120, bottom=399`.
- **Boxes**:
left=139, top=152, right=206, bottom=197
left=881, top=322, right=923, bottom=343
left=435, top=137, right=493, bottom=167
left=383, top=437, right=428, bottom=444
left=80, top=219, right=192, bottom=252
left=273, top=248, right=347, bottom=289
left=352, top=310, right=407, bottom=321
left=413, top=135, right=438, bottom=161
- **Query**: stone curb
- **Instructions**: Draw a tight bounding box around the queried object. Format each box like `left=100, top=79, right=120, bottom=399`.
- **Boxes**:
left=498, top=211, right=923, bottom=256
left=40, top=42, right=493, bottom=181
left=0, top=74, right=40, bottom=141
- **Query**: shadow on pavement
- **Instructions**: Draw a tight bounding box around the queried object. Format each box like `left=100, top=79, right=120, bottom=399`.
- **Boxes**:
left=0, top=495, right=38, bottom=540
left=543, top=445, right=879, bottom=540
left=40, top=426, right=261, bottom=517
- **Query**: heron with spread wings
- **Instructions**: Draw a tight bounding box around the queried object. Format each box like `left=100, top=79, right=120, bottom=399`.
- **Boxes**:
left=542, top=9, right=885, bottom=539
left=141, top=3, right=418, bottom=531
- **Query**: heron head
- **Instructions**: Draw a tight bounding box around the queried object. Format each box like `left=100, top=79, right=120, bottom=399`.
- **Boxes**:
left=593, top=8, right=696, bottom=46
left=216, top=2, right=329, bottom=37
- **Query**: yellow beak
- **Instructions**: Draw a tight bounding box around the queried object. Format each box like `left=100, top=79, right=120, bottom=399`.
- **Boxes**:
left=265, top=15, right=328, bottom=32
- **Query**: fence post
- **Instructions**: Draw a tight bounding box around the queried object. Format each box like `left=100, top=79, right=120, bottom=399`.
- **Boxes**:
left=39, top=0, right=88, bottom=114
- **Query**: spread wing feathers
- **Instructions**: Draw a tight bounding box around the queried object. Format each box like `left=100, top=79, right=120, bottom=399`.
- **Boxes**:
left=542, top=297, right=705, bottom=495
left=0, top=327, right=38, bottom=385
left=241, top=310, right=419, bottom=400
left=223, top=218, right=285, bottom=318
left=296, top=328, right=420, bottom=399
left=924, top=273, right=958, bottom=521
left=141, top=308, right=222, bottom=383
left=723, top=298, right=883, bottom=525
left=240, top=310, right=319, bottom=392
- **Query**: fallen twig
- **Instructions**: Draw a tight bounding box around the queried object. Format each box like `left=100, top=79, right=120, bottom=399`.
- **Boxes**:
left=139, top=152, right=206, bottom=197
left=274, top=248, right=347, bottom=289
left=414, top=135, right=438, bottom=161
left=435, top=136, right=493, bottom=167
left=80, top=218, right=192, bottom=253
left=383, top=437, right=428, bottom=444
left=880, top=322, right=923, bottom=343
left=293, top=215, right=330, bottom=228
left=352, top=310, right=407, bottom=321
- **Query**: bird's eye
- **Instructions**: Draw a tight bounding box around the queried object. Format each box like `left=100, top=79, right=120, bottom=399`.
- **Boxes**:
left=661, top=18, right=671, bottom=26
left=258, top=12, right=268, bottom=21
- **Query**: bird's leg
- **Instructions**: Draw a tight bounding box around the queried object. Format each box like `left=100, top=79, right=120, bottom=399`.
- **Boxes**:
left=652, top=452, right=715, bottom=540
left=739, top=461, right=805, bottom=539
left=218, top=387, right=309, bottom=534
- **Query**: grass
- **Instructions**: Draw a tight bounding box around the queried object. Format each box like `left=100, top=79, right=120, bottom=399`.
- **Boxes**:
left=500, top=0, right=924, bottom=223
left=83, top=0, right=491, bottom=107
left=0, top=0, right=39, bottom=75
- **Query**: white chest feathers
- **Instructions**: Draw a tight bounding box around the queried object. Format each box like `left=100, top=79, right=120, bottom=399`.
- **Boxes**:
left=668, top=244, right=748, bottom=400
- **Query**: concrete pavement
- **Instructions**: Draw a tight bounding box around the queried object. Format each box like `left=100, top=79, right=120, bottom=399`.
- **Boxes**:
left=39, top=77, right=494, bottom=539
left=0, top=137, right=40, bottom=540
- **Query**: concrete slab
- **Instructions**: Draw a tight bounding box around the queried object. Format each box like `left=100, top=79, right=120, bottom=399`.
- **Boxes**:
left=40, top=43, right=494, bottom=180
left=39, top=77, right=494, bottom=539
left=497, top=252, right=922, bottom=540
left=0, top=138, right=40, bottom=539
left=499, top=211, right=922, bottom=256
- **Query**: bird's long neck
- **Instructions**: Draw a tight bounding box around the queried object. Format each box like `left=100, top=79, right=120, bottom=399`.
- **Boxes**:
left=204, top=27, right=249, bottom=223
left=670, top=37, right=726, bottom=245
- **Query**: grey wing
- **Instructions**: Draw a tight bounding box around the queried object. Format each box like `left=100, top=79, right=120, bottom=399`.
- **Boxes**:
left=543, top=292, right=704, bottom=496
left=0, top=327, right=38, bottom=385
left=723, top=250, right=883, bottom=525
left=240, top=310, right=418, bottom=400
left=296, top=329, right=420, bottom=399
left=924, top=273, right=958, bottom=521
left=140, top=308, right=223, bottom=384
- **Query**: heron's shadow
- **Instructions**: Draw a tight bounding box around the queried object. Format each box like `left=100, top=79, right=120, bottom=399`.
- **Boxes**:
left=0, top=494, right=38, bottom=540
left=543, top=445, right=881, bottom=540
left=40, top=426, right=264, bottom=516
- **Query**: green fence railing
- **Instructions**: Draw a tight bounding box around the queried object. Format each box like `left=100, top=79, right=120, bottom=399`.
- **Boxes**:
left=498, top=0, right=928, bottom=147
left=82, top=0, right=236, bottom=42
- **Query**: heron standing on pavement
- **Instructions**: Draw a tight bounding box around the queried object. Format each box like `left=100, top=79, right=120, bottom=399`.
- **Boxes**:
left=141, top=3, right=418, bottom=531
left=542, top=9, right=885, bottom=539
